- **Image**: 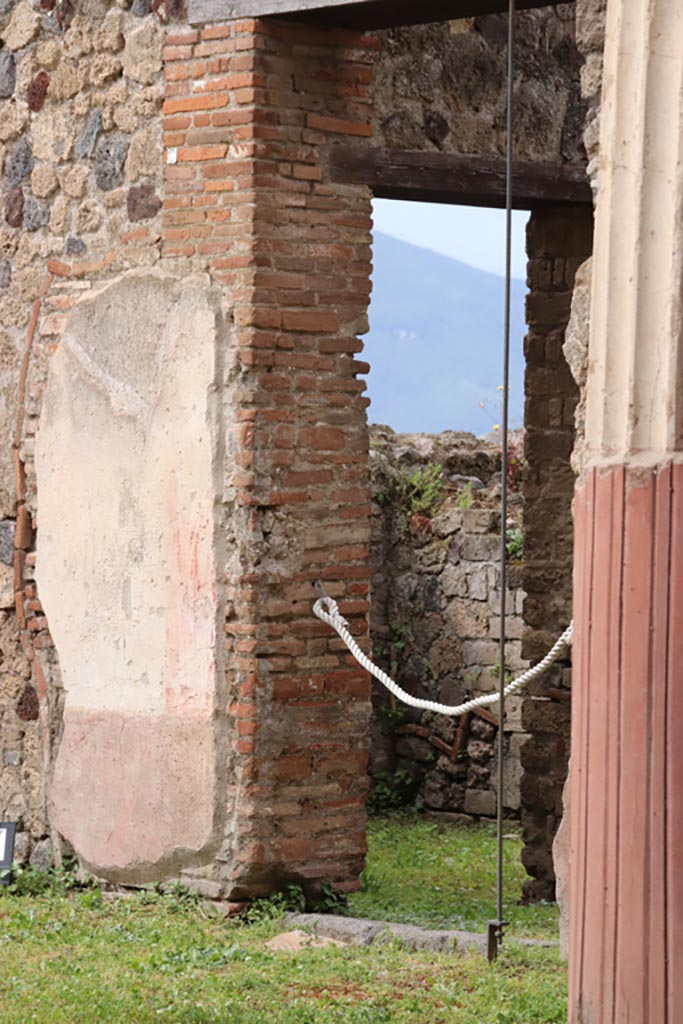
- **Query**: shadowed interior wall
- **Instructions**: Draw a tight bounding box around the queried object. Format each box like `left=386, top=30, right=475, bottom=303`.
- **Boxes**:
left=521, top=204, right=592, bottom=900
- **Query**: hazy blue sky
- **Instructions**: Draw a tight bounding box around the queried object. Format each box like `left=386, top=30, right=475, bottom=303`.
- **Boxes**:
left=372, top=199, right=529, bottom=279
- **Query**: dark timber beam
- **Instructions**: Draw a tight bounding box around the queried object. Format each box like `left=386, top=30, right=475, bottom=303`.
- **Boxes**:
left=329, top=147, right=593, bottom=210
left=188, top=0, right=574, bottom=30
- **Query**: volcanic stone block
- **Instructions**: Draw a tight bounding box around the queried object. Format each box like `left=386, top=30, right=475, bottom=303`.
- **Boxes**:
left=94, top=133, right=128, bottom=190
left=74, top=111, right=103, bottom=159
left=0, top=47, right=16, bottom=98
left=127, top=182, right=162, bottom=222
left=0, top=519, right=14, bottom=562
left=3, top=138, right=33, bottom=188
left=23, top=195, right=49, bottom=231
left=4, top=187, right=23, bottom=228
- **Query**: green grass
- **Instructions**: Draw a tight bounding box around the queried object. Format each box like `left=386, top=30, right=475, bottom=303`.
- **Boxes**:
left=349, top=812, right=559, bottom=939
left=0, top=817, right=566, bottom=1024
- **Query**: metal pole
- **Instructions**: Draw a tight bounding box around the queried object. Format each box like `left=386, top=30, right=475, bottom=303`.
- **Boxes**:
left=488, top=0, right=515, bottom=964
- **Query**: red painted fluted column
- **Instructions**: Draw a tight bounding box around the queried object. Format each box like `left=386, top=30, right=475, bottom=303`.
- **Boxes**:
left=568, top=1, right=683, bottom=1021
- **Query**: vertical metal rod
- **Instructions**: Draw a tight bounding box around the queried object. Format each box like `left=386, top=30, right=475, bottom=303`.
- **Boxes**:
left=489, top=0, right=515, bottom=963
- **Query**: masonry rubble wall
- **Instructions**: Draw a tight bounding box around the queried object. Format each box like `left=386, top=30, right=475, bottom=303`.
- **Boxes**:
left=0, top=0, right=598, bottom=901
left=0, top=3, right=376, bottom=895
left=373, top=6, right=585, bottom=165
left=1, top=0, right=169, bottom=869
left=550, top=0, right=606, bottom=946
left=520, top=204, right=593, bottom=900
left=368, top=426, right=528, bottom=820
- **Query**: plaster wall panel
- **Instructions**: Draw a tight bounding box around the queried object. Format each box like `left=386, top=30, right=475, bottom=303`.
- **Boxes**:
left=35, top=269, right=229, bottom=880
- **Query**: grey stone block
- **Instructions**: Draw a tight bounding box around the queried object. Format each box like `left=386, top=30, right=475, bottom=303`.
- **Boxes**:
left=3, top=138, right=33, bottom=188
left=95, top=133, right=128, bottom=191
left=29, top=838, right=53, bottom=873
left=464, top=788, right=497, bottom=817
left=66, top=237, right=86, bottom=257
left=0, top=47, right=16, bottom=98
left=75, top=111, right=103, bottom=159
left=23, top=195, right=49, bottom=232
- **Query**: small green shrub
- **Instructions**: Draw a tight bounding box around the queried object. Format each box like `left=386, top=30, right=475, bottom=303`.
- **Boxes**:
left=381, top=463, right=446, bottom=520
left=403, top=463, right=446, bottom=517
left=242, top=882, right=306, bottom=924
left=375, top=699, right=408, bottom=732
left=455, top=480, right=474, bottom=509
left=506, top=525, right=524, bottom=561
left=1, top=858, right=93, bottom=897
left=162, top=880, right=203, bottom=911
left=310, top=882, right=349, bottom=916
left=366, top=769, right=416, bottom=815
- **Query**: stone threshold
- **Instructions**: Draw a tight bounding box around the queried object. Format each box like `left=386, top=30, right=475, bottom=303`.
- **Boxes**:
left=284, top=912, right=557, bottom=954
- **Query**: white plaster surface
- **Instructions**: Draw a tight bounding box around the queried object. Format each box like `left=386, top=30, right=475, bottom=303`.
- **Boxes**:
left=586, top=0, right=683, bottom=464
left=35, top=269, right=228, bottom=873
left=36, top=270, right=225, bottom=715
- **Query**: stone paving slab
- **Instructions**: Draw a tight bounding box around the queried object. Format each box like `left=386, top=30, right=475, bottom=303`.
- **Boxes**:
left=285, top=913, right=557, bottom=955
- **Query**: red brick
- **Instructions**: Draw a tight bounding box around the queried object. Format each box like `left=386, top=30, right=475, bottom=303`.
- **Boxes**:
left=164, top=29, right=199, bottom=45
left=163, top=45, right=194, bottom=62
left=210, top=109, right=251, bottom=128
left=273, top=755, right=311, bottom=782
left=281, top=310, right=339, bottom=333
left=163, top=93, right=229, bottom=114
left=177, top=144, right=227, bottom=162
left=14, top=505, right=33, bottom=549
left=237, top=719, right=259, bottom=736
left=275, top=838, right=312, bottom=861
left=299, top=426, right=345, bottom=451
left=201, top=23, right=233, bottom=40
left=306, top=113, right=372, bottom=137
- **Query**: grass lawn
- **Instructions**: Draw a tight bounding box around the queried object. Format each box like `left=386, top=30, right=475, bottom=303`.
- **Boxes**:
left=349, top=813, right=559, bottom=939
left=0, top=815, right=566, bottom=1024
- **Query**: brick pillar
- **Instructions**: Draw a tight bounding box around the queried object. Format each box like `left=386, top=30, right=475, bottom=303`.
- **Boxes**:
left=569, top=1, right=683, bottom=1019
left=520, top=207, right=592, bottom=901
left=163, top=18, right=375, bottom=897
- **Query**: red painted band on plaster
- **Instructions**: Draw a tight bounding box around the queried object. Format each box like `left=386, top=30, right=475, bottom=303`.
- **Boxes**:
left=51, top=709, right=216, bottom=875
left=569, top=463, right=683, bottom=1024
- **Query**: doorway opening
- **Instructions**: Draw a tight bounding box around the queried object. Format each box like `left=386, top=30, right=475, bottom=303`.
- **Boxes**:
left=363, top=195, right=593, bottom=900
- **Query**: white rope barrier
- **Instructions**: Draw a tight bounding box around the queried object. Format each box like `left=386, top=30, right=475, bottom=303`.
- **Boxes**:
left=313, top=595, right=573, bottom=718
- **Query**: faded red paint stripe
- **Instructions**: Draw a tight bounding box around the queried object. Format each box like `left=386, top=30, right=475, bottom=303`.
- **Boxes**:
left=667, top=463, right=683, bottom=1021
left=570, top=462, right=683, bottom=1023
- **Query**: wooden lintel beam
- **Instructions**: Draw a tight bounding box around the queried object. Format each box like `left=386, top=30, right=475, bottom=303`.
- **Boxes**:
left=329, top=146, right=593, bottom=210
left=188, top=0, right=573, bottom=30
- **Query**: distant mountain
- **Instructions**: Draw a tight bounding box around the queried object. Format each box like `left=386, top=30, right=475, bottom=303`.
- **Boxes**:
left=363, top=232, right=526, bottom=436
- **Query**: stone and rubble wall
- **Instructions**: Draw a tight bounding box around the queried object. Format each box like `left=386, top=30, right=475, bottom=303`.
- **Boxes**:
left=551, top=0, right=606, bottom=947
left=0, top=0, right=168, bottom=867
left=368, top=427, right=528, bottom=820
left=158, top=17, right=376, bottom=899
left=0, top=0, right=601, bottom=904
left=0, top=4, right=377, bottom=894
left=520, top=204, right=593, bottom=900
left=374, top=5, right=585, bottom=165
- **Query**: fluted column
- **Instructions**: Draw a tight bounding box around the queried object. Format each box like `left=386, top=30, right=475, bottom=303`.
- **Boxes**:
left=569, top=1, right=683, bottom=1021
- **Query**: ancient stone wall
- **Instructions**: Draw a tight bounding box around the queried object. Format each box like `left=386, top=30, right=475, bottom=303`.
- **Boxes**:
left=158, top=17, right=376, bottom=899
left=0, top=5, right=377, bottom=894
left=520, top=204, right=593, bottom=900
left=373, top=6, right=585, bottom=164
left=368, top=427, right=528, bottom=819
left=0, top=0, right=168, bottom=866
left=0, top=0, right=603, bottom=903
